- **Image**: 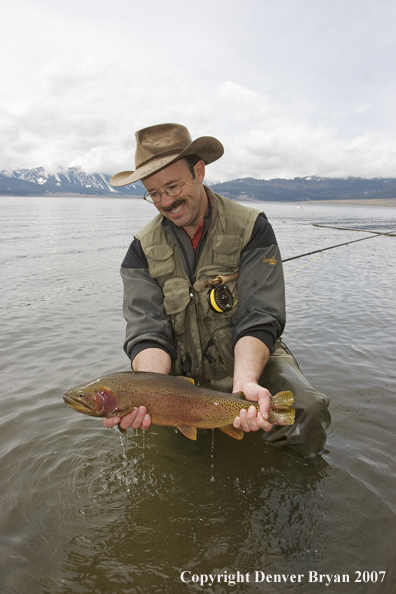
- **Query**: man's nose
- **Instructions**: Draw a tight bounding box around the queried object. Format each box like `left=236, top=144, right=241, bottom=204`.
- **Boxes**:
left=161, top=193, right=174, bottom=208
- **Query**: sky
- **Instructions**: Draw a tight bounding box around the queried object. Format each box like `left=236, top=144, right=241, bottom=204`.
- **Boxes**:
left=1, top=0, right=395, bottom=181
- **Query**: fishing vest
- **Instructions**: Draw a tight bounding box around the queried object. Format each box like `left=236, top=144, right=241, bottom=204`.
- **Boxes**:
left=136, top=193, right=260, bottom=384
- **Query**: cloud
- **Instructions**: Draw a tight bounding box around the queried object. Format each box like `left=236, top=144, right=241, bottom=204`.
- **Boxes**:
left=356, top=104, right=373, bottom=114
left=1, top=0, right=395, bottom=180
left=207, top=82, right=396, bottom=180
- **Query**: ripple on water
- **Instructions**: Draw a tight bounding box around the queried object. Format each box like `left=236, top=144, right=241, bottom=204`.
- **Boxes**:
left=74, top=432, right=200, bottom=507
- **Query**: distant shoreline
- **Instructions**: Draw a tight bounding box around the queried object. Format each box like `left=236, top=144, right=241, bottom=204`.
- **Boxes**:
left=294, top=198, right=396, bottom=207
left=1, top=195, right=396, bottom=207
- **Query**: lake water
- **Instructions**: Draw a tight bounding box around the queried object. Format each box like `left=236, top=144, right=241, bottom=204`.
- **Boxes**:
left=1, top=196, right=395, bottom=594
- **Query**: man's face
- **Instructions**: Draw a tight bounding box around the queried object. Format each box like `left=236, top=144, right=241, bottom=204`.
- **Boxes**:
left=142, top=159, right=207, bottom=234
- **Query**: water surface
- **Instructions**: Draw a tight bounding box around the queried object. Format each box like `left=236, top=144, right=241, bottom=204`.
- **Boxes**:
left=1, top=196, right=395, bottom=593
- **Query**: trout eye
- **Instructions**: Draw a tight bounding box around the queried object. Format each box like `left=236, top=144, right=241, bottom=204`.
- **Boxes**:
left=76, top=390, right=85, bottom=398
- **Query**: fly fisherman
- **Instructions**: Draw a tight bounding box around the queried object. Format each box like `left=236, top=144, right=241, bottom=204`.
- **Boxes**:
left=105, top=123, right=330, bottom=457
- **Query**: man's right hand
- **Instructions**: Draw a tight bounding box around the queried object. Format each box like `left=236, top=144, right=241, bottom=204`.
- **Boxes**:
left=103, top=406, right=151, bottom=431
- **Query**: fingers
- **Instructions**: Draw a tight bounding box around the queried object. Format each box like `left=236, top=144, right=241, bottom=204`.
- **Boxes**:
left=232, top=382, right=273, bottom=433
left=233, top=405, right=274, bottom=433
left=103, top=407, right=152, bottom=432
left=120, top=406, right=151, bottom=431
left=103, top=415, right=121, bottom=428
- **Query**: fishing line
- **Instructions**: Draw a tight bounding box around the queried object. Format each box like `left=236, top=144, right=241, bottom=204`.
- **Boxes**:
left=285, top=242, right=356, bottom=278
left=285, top=253, right=324, bottom=278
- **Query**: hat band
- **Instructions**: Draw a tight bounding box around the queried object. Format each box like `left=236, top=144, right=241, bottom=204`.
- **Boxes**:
left=136, top=148, right=186, bottom=170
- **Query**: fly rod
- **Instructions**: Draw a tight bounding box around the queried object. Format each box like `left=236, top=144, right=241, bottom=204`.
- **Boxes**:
left=282, top=228, right=396, bottom=263
left=312, top=224, right=396, bottom=236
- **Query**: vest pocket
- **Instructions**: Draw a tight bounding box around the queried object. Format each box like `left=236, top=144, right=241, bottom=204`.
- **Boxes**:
left=162, top=277, right=191, bottom=336
left=211, top=324, right=235, bottom=375
left=202, top=324, right=235, bottom=379
left=213, top=234, right=243, bottom=266
left=196, top=276, right=237, bottom=378
left=145, top=244, right=175, bottom=277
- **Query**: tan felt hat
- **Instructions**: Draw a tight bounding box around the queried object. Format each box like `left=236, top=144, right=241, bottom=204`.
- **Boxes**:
left=110, top=123, right=224, bottom=187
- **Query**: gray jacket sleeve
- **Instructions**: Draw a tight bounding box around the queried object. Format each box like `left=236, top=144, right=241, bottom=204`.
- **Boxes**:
left=120, top=240, right=177, bottom=361
left=231, top=215, right=286, bottom=353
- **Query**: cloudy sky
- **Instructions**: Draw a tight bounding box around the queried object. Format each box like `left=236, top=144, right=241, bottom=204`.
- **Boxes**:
left=1, top=0, right=395, bottom=181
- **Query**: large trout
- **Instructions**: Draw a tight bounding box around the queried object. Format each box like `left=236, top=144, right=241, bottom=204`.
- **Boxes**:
left=63, top=371, right=295, bottom=440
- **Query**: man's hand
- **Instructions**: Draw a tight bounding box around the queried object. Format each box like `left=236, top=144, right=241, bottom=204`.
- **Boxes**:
left=232, top=336, right=273, bottom=433
left=233, top=381, right=274, bottom=433
left=103, top=347, right=171, bottom=432
left=103, top=407, right=151, bottom=431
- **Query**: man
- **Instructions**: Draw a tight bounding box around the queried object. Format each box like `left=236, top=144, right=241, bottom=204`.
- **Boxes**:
left=105, top=123, right=330, bottom=457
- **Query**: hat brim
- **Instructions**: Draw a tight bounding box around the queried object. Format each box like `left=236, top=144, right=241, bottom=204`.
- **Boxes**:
left=110, top=136, right=224, bottom=187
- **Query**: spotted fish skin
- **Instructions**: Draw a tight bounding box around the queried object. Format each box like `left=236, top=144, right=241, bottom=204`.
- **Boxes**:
left=63, top=371, right=295, bottom=440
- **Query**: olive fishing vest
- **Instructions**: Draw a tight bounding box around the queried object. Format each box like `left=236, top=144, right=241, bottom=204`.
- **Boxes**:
left=136, top=193, right=260, bottom=383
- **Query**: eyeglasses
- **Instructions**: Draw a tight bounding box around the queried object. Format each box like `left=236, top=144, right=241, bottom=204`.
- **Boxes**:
left=143, top=167, right=193, bottom=204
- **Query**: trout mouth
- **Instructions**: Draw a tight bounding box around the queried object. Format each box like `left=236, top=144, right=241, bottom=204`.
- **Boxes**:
left=63, top=394, right=93, bottom=414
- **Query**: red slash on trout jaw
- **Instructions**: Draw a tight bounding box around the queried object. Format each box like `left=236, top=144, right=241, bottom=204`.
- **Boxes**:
left=94, top=388, right=119, bottom=414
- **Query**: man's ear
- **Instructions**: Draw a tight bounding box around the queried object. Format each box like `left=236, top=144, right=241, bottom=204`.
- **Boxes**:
left=195, top=160, right=206, bottom=183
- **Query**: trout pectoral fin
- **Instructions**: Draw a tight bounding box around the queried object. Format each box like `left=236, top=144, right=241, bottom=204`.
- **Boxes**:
left=219, top=424, right=244, bottom=440
left=176, top=376, right=195, bottom=385
left=177, top=425, right=197, bottom=440
left=106, top=405, right=136, bottom=418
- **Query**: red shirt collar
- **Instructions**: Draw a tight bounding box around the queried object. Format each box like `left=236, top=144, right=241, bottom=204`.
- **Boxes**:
left=190, top=219, right=204, bottom=251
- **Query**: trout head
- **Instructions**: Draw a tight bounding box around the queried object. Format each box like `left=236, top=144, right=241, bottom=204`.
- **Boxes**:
left=63, top=380, right=120, bottom=417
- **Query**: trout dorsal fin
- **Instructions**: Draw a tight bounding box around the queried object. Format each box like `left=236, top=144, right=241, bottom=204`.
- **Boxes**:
left=176, top=376, right=195, bottom=385
left=218, top=424, right=244, bottom=440
left=177, top=425, right=197, bottom=440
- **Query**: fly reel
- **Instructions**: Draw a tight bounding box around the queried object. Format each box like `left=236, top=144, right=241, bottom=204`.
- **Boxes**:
left=207, top=284, right=233, bottom=313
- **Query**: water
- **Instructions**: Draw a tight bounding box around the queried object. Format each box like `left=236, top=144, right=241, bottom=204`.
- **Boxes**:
left=1, top=196, right=395, bottom=594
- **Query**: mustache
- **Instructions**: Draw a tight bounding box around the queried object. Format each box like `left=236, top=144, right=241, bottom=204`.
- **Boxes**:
left=162, top=199, right=185, bottom=213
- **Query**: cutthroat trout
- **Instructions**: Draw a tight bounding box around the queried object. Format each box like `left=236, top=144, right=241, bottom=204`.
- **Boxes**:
left=63, top=371, right=295, bottom=440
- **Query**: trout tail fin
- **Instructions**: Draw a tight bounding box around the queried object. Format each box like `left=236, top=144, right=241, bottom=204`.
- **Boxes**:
left=270, top=390, right=294, bottom=411
left=268, top=409, right=295, bottom=425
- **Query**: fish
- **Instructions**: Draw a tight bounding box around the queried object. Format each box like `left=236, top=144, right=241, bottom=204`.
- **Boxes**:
left=63, top=371, right=295, bottom=440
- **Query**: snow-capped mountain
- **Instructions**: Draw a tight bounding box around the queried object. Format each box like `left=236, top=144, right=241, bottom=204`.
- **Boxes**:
left=0, top=166, right=144, bottom=196
left=1, top=166, right=396, bottom=201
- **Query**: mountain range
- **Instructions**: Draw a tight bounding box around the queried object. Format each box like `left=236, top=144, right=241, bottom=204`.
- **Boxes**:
left=0, top=167, right=143, bottom=196
left=1, top=166, right=396, bottom=202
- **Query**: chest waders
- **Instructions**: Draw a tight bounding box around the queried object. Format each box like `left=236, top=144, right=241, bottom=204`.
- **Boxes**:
left=136, top=194, right=259, bottom=385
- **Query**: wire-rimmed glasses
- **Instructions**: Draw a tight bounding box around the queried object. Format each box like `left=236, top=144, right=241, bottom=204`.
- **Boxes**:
left=143, top=168, right=193, bottom=203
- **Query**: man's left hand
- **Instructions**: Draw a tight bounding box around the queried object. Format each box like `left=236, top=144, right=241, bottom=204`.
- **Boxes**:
left=233, top=381, right=274, bottom=433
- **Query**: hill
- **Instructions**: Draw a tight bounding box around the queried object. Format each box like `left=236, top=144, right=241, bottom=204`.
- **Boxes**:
left=1, top=167, right=396, bottom=202
left=209, top=176, right=396, bottom=202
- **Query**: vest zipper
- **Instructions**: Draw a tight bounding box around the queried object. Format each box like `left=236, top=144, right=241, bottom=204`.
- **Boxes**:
left=177, top=236, right=195, bottom=285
